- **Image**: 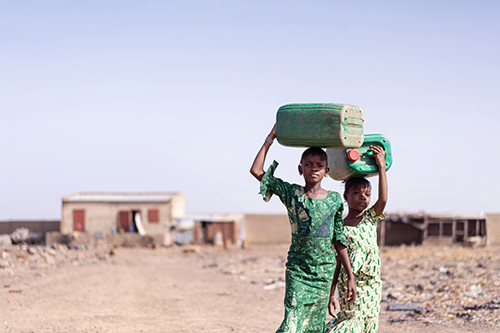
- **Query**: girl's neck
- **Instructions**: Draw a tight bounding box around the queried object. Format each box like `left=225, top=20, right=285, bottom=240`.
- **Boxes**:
left=344, top=209, right=364, bottom=226
left=303, top=182, right=328, bottom=199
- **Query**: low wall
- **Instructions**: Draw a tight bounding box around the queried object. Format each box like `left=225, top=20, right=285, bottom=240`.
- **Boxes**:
left=0, top=220, right=60, bottom=235
left=243, top=214, right=290, bottom=244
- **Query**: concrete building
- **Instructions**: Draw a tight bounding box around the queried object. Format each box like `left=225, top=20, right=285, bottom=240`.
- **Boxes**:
left=379, top=212, right=488, bottom=246
left=60, top=192, right=185, bottom=245
left=189, top=213, right=244, bottom=248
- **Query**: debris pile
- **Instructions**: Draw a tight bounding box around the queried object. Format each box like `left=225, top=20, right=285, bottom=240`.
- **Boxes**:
left=380, top=245, right=500, bottom=327
left=0, top=242, right=113, bottom=279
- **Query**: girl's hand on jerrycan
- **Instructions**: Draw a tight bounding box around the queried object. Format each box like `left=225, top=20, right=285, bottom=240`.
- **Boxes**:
left=369, top=145, right=385, bottom=167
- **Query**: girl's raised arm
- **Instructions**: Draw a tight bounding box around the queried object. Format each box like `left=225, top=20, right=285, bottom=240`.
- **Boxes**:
left=371, top=145, right=388, bottom=216
left=250, top=124, right=276, bottom=181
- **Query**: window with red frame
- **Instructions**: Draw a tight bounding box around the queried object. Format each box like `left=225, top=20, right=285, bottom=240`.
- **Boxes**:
left=148, top=209, right=159, bottom=223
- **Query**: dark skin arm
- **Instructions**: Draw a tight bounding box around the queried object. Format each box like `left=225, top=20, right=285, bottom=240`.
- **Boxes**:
left=333, top=243, right=356, bottom=305
left=328, top=256, right=342, bottom=318
left=370, top=145, right=388, bottom=216
left=250, top=124, right=276, bottom=181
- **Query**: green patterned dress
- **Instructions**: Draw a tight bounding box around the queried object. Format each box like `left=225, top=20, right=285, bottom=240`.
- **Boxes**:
left=325, top=207, right=385, bottom=333
left=260, top=161, right=346, bottom=333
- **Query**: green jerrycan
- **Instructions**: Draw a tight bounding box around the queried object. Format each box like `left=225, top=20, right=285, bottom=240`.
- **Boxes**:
left=326, top=134, right=392, bottom=180
left=275, top=103, right=364, bottom=149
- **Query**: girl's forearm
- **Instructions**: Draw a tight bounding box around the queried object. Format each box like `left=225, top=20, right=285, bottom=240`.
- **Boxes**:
left=250, top=125, right=276, bottom=181
left=250, top=141, right=272, bottom=181
left=373, top=166, right=388, bottom=216
left=330, top=259, right=341, bottom=294
left=335, top=244, right=354, bottom=279
left=378, top=167, right=388, bottom=204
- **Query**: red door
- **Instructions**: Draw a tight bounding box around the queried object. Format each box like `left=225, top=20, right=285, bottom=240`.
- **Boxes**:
left=118, top=210, right=132, bottom=232
left=73, top=210, right=85, bottom=232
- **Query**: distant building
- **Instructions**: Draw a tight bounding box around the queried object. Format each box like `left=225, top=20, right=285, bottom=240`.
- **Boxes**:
left=61, top=192, right=185, bottom=245
left=379, top=212, right=488, bottom=246
left=189, top=213, right=244, bottom=248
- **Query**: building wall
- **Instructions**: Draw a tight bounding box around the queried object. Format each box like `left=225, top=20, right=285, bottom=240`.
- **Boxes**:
left=243, top=214, right=290, bottom=244
left=170, top=193, right=185, bottom=220
left=61, top=197, right=182, bottom=236
left=380, top=221, right=424, bottom=246
left=486, top=213, right=500, bottom=245
left=0, top=221, right=60, bottom=235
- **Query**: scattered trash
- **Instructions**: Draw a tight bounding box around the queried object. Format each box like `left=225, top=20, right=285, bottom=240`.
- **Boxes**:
left=26, top=232, right=44, bottom=245
left=217, top=292, right=232, bottom=296
left=263, top=278, right=285, bottom=290
left=439, top=266, right=449, bottom=274
left=469, top=284, right=483, bottom=296
left=464, top=301, right=500, bottom=311
left=380, top=245, right=500, bottom=327
left=386, top=304, right=423, bottom=314
left=456, top=312, right=472, bottom=320
left=389, top=317, right=419, bottom=323
left=182, top=245, right=201, bottom=253
left=9, top=290, right=22, bottom=294
left=10, top=228, right=30, bottom=244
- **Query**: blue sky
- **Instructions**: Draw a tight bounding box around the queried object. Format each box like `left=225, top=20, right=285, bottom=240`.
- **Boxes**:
left=1, top=1, right=499, bottom=219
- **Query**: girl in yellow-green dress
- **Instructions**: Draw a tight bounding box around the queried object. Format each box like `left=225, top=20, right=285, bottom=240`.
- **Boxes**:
left=250, top=124, right=357, bottom=333
left=326, top=145, right=388, bottom=333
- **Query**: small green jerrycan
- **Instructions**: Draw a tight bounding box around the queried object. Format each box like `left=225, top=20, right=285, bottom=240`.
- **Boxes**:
left=275, top=103, right=364, bottom=148
left=326, top=134, right=393, bottom=180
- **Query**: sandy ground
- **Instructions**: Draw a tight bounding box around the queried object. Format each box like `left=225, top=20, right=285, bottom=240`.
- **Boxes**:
left=1, top=243, right=499, bottom=333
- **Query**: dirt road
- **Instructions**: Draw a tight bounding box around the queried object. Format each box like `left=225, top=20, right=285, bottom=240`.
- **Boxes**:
left=1, top=244, right=498, bottom=332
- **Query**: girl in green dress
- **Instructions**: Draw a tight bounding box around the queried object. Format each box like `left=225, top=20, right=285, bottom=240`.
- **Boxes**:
left=250, top=124, right=357, bottom=333
left=326, top=145, right=388, bottom=333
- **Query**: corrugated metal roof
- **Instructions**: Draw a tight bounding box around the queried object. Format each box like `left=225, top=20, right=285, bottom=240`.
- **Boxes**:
left=62, top=192, right=177, bottom=203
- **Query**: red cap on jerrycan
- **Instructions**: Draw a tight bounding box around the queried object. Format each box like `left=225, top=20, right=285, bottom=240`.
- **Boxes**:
left=347, top=149, right=360, bottom=161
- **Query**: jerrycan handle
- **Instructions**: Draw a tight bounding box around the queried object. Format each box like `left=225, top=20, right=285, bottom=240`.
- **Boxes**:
left=365, top=144, right=385, bottom=157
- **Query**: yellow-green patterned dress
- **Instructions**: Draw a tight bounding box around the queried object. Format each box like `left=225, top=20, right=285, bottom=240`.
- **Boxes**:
left=325, top=207, right=385, bottom=333
left=260, top=161, right=346, bottom=333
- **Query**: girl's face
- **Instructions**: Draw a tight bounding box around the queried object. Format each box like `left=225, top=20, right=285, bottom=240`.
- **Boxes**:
left=345, top=186, right=371, bottom=211
left=299, top=155, right=329, bottom=183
